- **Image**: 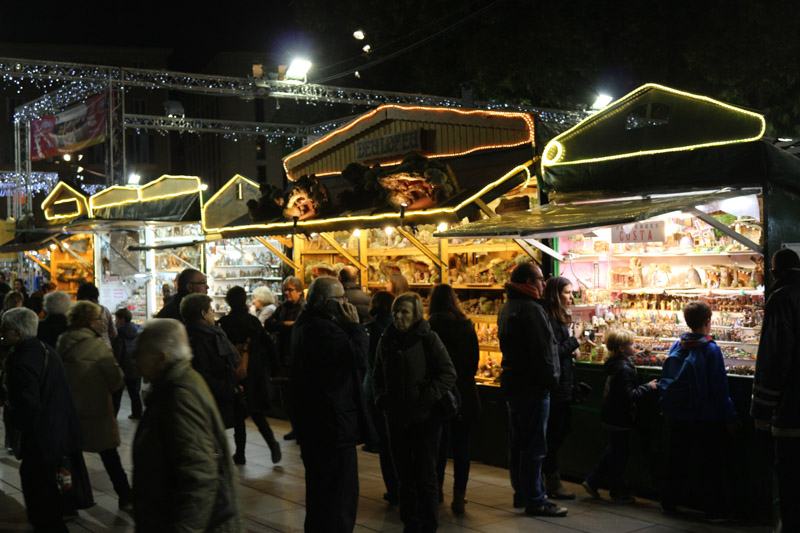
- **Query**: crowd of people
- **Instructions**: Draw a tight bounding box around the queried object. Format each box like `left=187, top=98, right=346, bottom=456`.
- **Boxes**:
left=0, top=248, right=796, bottom=532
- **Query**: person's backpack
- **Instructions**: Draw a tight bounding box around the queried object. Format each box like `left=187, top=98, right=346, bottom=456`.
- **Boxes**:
left=658, top=342, right=708, bottom=420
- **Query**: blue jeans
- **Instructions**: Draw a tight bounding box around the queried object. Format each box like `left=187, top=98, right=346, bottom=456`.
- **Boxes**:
left=507, top=390, right=550, bottom=506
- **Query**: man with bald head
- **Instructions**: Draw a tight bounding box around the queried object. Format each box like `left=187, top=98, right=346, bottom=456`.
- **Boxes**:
left=290, top=276, right=369, bottom=532
left=339, top=266, right=370, bottom=323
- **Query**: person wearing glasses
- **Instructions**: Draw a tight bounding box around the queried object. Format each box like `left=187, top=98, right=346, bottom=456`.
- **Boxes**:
left=156, top=269, right=208, bottom=322
left=498, top=262, right=566, bottom=518
left=264, top=276, right=305, bottom=440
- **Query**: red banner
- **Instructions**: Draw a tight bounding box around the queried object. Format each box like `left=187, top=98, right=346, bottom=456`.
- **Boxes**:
left=30, top=94, right=105, bottom=162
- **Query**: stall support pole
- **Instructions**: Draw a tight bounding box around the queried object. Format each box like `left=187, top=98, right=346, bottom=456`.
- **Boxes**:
left=144, top=228, right=157, bottom=318
left=358, top=230, right=368, bottom=291
left=395, top=227, right=447, bottom=272
left=318, top=232, right=366, bottom=270
left=686, top=208, right=764, bottom=254
left=254, top=236, right=299, bottom=272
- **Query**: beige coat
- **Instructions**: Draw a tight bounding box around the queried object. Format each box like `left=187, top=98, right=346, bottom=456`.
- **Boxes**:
left=56, top=327, right=124, bottom=452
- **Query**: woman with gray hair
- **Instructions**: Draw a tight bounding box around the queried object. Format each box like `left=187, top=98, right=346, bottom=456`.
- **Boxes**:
left=251, top=285, right=276, bottom=326
left=132, top=319, right=242, bottom=531
left=1, top=307, right=83, bottom=532
left=37, top=290, right=72, bottom=348
left=56, top=300, right=131, bottom=511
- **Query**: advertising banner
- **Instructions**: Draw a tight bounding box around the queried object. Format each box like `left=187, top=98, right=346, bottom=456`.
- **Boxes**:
left=30, top=94, right=105, bottom=161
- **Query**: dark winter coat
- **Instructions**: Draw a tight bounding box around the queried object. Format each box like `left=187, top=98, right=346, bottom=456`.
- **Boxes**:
left=364, top=312, right=393, bottom=404
left=56, top=327, right=125, bottom=452
left=373, top=319, right=457, bottom=428
left=132, top=360, right=242, bottom=532
left=600, top=354, right=652, bottom=429
left=155, top=292, right=186, bottom=322
left=2, top=337, right=83, bottom=462
left=112, top=321, right=140, bottom=378
left=219, top=308, right=275, bottom=413
left=428, top=311, right=481, bottom=417
left=548, top=315, right=580, bottom=404
left=497, top=288, right=559, bottom=397
left=185, top=321, right=241, bottom=429
left=342, top=281, right=371, bottom=323
left=290, top=306, right=369, bottom=447
left=264, top=296, right=304, bottom=371
left=753, top=268, right=800, bottom=436
left=37, top=313, right=68, bottom=349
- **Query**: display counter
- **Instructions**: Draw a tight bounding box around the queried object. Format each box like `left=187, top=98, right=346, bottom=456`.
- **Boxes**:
left=471, top=363, right=773, bottom=522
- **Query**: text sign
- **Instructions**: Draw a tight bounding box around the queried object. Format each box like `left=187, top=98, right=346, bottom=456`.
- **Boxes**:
left=356, top=129, right=422, bottom=161
left=611, top=221, right=666, bottom=243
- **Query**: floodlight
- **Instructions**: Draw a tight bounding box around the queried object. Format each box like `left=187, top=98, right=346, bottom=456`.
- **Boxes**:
left=591, top=94, right=613, bottom=110
left=353, top=30, right=365, bottom=40
left=128, top=173, right=141, bottom=185
left=285, top=59, right=312, bottom=83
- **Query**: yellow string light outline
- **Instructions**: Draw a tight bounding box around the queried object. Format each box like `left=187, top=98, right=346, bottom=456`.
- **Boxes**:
left=205, top=162, right=532, bottom=234
left=89, top=175, right=203, bottom=210
left=283, top=105, right=535, bottom=178
left=42, top=182, right=90, bottom=221
left=541, top=83, right=766, bottom=168
left=88, top=186, right=140, bottom=211
left=200, top=175, right=260, bottom=232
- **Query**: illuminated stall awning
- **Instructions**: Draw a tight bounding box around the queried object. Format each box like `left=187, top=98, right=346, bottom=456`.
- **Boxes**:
left=89, top=175, right=203, bottom=222
left=436, top=188, right=760, bottom=240
left=41, top=182, right=91, bottom=225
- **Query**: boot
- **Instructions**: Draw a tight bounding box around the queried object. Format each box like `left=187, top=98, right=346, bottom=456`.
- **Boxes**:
left=545, top=472, right=575, bottom=500
left=451, top=489, right=466, bottom=515
left=267, top=437, right=282, bottom=464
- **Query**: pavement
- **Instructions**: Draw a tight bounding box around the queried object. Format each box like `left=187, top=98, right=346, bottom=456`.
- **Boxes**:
left=0, top=396, right=773, bottom=532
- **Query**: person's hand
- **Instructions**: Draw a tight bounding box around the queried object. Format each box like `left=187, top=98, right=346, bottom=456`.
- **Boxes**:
left=754, top=418, right=771, bottom=431
left=339, top=301, right=359, bottom=324
left=647, top=379, right=658, bottom=390
left=572, top=322, right=583, bottom=339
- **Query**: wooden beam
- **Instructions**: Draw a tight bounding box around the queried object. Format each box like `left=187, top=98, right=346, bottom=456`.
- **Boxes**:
left=24, top=252, right=50, bottom=273
left=395, top=227, right=446, bottom=269
left=254, top=236, right=298, bottom=271
left=472, top=198, right=546, bottom=262
left=318, top=232, right=366, bottom=270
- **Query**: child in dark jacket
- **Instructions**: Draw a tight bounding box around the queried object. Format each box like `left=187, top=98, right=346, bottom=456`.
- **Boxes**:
left=583, top=329, right=656, bottom=503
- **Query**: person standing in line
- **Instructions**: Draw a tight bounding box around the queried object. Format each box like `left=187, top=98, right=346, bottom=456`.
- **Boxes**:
left=659, top=300, right=739, bottom=519
left=264, top=275, right=305, bottom=441
left=219, top=286, right=282, bottom=465
left=498, top=262, right=567, bottom=517
left=582, top=329, right=657, bottom=503
left=55, top=301, right=132, bottom=511
left=373, top=291, right=457, bottom=533
left=362, top=290, right=398, bottom=502
left=2, top=307, right=83, bottom=532
left=752, top=247, right=800, bottom=533
left=251, top=285, right=277, bottom=326
left=385, top=273, right=410, bottom=297
left=112, top=308, right=143, bottom=420
left=541, top=276, right=582, bottom=500
left=37, top=290, right=71, bottom=348
left=339, top=266, right=371, bottom=323
left=156, top=268, right=208, bottom=321
left=429, top=284, right=480, bottom=515
left=132, top=318, right=242, bottom=532
left=290, top=276, right=369, bottom=532
left=180, top=293, right=241, bottom=432
left=76, top=282, right=117, bottom=348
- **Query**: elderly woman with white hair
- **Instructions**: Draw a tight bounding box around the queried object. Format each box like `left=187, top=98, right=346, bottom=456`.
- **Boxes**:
left=37, top=290, right=72, bottom=348
left=1, top=307, right=83, bottom=532
left=251, top=285, right=276, bottom=326
left=132, top=319, right=241, bottom=532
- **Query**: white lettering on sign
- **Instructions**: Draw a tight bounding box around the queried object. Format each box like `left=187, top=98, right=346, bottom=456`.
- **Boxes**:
left=611, top=221, right=666, bottom=243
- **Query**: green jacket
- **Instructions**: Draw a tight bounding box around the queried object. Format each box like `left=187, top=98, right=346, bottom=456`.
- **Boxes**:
left=132, top=360, right=241, bottom=532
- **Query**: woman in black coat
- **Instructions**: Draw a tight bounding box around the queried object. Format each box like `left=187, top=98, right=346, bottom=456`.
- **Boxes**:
left=219, top=286, right=282, bottom=464
left=541, top=276, right=582, bottom=500
left=373, top=291, right=456, bottom=533
left=180, top=293, right=240, bottom=431
left=429, top=284, right=480, bottom=515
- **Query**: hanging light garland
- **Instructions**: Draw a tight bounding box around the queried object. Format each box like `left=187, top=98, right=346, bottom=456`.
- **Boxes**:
left=0, top=172, right=59, bottom=196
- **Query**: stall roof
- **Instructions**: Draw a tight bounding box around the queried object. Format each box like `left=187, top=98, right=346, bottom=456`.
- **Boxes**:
left=0, top=232, right=69, bottom=253
left=436, top=188, right=760, bottom=239
left=89, top=175, right=203, bottom=222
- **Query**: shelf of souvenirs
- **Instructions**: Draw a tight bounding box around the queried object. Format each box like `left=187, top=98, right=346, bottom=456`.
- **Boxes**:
left=211, top=275, right=283, bottom=281
left=208, top=280, right=282, bottom=297
left=566, top=250, right=758, bottom=259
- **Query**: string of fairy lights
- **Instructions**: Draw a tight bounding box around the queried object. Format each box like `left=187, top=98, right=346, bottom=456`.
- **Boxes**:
left=0, top=172, right=59, bottom=197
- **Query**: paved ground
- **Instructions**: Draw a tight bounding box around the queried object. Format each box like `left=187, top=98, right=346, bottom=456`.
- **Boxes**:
left=0, top=396, right=773, bottom=532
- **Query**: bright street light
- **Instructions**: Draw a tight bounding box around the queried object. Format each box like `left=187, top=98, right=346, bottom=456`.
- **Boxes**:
left=353, top=30, right=365, bottom=40
left=591, top=94, right=613, bottom=110
left=285, top=59, right=312, bottom=83
left=127, top=173, right=141, bottom=185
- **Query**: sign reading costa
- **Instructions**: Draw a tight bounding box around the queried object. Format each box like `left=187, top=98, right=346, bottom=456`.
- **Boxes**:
left=355, top=129, right=422, bottom=162
left=611, top=221, right=666, bottom=243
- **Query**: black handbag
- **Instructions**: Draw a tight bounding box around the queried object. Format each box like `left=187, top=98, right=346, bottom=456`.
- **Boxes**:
left=431, top=385, right=462, bottom=421
left=58, top=451, right=95, bottom=510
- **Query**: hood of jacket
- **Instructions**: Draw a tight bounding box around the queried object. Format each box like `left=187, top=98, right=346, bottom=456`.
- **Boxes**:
left=116, top=321, right=139, bottom=341
left=56, top=327, right=100, bottom=358
left=185, top=320, right=236, bottom=355
left=678, top=332, right=713, bottom=351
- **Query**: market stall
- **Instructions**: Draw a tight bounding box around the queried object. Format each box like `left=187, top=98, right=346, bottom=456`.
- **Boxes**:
left=436, top=84, right=800, bottom=522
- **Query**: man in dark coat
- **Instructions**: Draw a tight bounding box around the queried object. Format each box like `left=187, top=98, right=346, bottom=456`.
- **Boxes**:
left=290, top=276, right=368, bottom=533
left=339, top=266, right=371, bottom=323
left=753, top=247, right=800, bottom=532
left=156, top=268, right=207, bottom=321
left=112, top=308, right=143, bottom=419
left=2, top=307, right=83, bottom=532
left=497, top=262, right=566, bottom=517
left=264, top=275, right=305, bottom=439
